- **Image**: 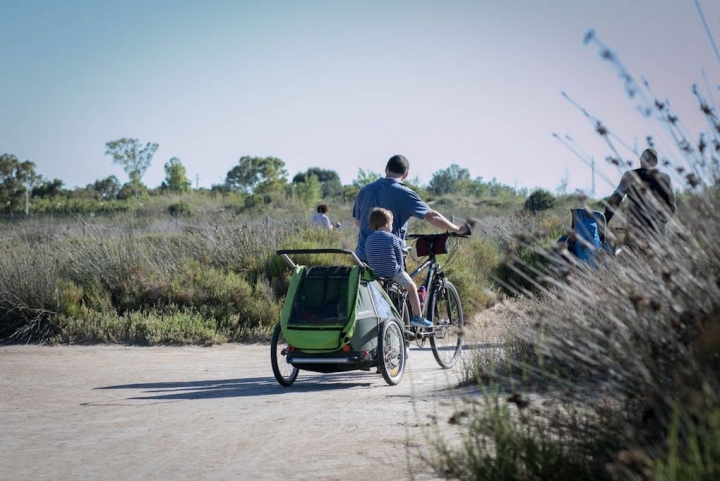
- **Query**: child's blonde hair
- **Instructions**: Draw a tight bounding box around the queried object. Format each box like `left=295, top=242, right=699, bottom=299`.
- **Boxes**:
left=369, top=207, right=393, bottom=231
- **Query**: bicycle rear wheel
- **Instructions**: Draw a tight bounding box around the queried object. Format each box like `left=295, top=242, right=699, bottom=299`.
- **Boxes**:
left=271, top=322, right=299, bottom=386
left=385, top=282, right=412, bottom=339
left=428, top=280, right=464, bottom=368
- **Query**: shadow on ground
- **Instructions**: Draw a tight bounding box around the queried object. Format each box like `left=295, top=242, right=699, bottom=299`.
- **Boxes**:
left=94, top=372, right=377, bottom=401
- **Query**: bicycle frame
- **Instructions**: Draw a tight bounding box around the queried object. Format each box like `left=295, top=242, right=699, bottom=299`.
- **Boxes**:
left=407, top=254, right=442, bottom=317
left=382, top=232, right=466, bottom=368
left=387, top=233, right=458, bottom=335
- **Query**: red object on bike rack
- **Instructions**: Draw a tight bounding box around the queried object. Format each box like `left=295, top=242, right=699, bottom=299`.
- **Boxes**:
left=418, top=286, right=427, bottom=305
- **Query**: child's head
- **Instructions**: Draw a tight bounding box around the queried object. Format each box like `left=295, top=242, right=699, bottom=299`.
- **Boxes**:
left=369, top=207, right=393, bottom=231
left=316, top=203, right=328, bottom=214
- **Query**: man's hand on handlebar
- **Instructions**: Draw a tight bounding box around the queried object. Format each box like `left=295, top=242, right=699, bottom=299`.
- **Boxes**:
left=456, top=218, right=477, bottom=236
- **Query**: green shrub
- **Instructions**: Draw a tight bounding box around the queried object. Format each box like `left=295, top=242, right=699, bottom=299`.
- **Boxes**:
left=0, top=244, right=61, bottom=341
left=493, top=243, right=551, bottom=295
left=167, top=201, right=193, bottom=217
left=427, top=394, right=610, bottom=481
left=443, top=237, right=500, bottom=314
left=54, top=306, right=226, bottom=345
left=524, top=189, right=556, bottom=213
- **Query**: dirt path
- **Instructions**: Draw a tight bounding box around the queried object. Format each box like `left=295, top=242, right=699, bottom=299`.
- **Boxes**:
left=1, top=342, right=490, bottom=481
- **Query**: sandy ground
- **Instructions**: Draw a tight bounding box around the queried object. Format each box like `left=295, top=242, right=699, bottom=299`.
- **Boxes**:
left=1, top=341, right=497, bottom=481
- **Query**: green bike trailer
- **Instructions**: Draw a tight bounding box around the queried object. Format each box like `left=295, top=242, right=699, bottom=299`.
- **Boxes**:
left=270, top=249, right=407, bottom=386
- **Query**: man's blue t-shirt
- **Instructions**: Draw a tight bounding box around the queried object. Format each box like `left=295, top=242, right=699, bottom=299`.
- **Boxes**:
left=353, top=177, right=431, bottom=261
left=365, top=231, right=403, bottom=278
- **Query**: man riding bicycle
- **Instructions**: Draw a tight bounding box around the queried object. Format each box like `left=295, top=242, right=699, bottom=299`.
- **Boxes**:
left=353, top=154, right=469, bottom=262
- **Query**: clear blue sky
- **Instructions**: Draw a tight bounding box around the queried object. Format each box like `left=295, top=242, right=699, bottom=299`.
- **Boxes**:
left=2, top=0, right=718, bottom=197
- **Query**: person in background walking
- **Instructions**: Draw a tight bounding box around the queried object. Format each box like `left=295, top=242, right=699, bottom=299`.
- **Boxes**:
left=312, top=203, right=333, bottom=230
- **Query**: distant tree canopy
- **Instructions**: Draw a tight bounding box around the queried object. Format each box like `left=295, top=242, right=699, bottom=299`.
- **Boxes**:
left=429, top=164, right=471, bottom=196
left=294, top=174, right=322, bottom=207
left=32, top=178, right=64, bottom=199
left=118, top=181, right=150, bottom=201
left=105, top=138, right=158, bottom=199
left=352, top=168, right=381, bottom=189
left=0, top=154, right=42, bottom=212
left=161, top=157, right=191, bottom=194
left=225, top=156, right=288, bottom=194
left=89, top=176, right=121, bottom=201
left=1, top=148, right=535, bottom=215
left=292, top=167, right=342, bottom=198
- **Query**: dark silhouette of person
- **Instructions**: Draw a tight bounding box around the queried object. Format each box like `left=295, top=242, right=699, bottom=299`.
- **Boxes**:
left=604, top=148, right=676, bottom=244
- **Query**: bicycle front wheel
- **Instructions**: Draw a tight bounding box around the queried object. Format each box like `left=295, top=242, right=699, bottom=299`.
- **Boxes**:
left=428, top=280, right=464, bottom=369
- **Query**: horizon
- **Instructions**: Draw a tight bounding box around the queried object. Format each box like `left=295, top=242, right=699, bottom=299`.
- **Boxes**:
left=2, top=0, right=719, bottom=198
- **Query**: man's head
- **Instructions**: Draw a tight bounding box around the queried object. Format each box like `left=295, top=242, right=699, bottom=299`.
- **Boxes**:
left=317, top=203, right=328, bottom=214
left=369, top=207, right=393, bottom=232
left=385, top=155, right=410, bottom=180
left=640, top=148, right=658, bottom=168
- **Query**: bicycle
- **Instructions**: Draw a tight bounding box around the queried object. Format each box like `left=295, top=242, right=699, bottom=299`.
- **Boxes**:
left=382, top=231, right=468, bottom=369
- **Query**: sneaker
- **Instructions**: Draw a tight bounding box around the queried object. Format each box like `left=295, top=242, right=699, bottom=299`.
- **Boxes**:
left=410, top=315, right=432, bottom=328
left=405, top=346, right=410, bottom=360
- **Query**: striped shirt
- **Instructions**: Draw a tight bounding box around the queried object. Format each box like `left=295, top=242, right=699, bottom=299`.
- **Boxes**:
left=365, top=230, right=403, bottom=278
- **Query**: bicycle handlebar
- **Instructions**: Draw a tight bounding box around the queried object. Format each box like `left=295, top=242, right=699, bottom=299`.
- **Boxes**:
left=406, top=231, right=470, bottom=240
left=406, top=220, right=473, bottom=240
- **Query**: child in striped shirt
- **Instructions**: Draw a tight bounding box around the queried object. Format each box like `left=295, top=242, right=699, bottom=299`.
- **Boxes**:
left=365, top=207, right=432, bottom=328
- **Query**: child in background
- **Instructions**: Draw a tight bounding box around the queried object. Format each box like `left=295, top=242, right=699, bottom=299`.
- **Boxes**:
left=312, top=203, right=333, bottom=230
left=365, top=207, right=432, bottom=328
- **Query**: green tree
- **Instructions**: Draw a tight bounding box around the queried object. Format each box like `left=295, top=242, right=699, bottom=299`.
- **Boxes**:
left=0, top=154, right=40, bottom=212
left=294, top=174, right=322, bottom=207
left=488, top=177, right=517, bottom=198
left=429, top=164, right=471, bottom=196
left=293, top=167, right=342, bottom=198
left=466, top=176, right=488, bottom=198
left=161, top=157, right=191, bottom=193
left=118, top=181, right=149, bottom=201
left=352, top=168, right=381, bottom=188
left=32, top=179, right=65, bottom=198
left=104, top=138, right=158, bottom=200
left=225, top=156, right=288, bottom=194
left=90, top=176, right=121, bottom=201
left=524, top=189, right=556, bottom=213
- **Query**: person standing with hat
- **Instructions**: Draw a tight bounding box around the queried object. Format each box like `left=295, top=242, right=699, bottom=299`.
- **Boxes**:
left=604, top=148, right=676, bottom=245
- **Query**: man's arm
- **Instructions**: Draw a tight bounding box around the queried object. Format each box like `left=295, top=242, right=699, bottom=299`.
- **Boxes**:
left=603, top=193, right=623, bottom=224
left=423, top=210, right=466, bottom=234
left=604, top=171, right=631, bottom=224
left=668, top=188, right=677, bottom=214
left=664, top=175, right=677, bottom=214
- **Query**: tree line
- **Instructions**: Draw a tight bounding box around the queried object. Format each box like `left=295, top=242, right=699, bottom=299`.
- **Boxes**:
left=1, top=137, right=529, bottom=215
